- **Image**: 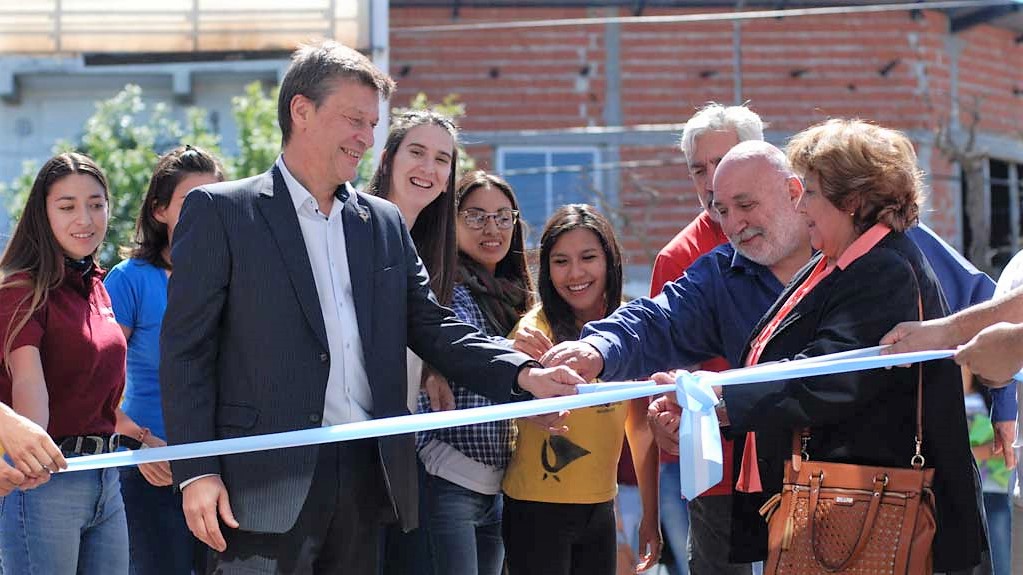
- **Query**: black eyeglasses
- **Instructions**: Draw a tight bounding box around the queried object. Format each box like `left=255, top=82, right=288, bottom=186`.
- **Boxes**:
left=458, top=208, right=519, bottom=230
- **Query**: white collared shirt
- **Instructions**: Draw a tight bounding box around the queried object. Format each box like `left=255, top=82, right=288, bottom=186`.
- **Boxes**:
left=276, top=155, right=372, bottom=425
left=179, top=159, right=375, bottom=490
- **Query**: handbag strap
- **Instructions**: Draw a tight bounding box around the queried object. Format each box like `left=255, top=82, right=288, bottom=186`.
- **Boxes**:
left=911, top=273, right=925, bottom=469
left=808, top=471, right=889, bottom=572
left=790, top=275, right=927, bottom=470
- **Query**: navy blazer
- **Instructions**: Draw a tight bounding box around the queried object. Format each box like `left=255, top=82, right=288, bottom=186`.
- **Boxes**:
left=723, top=230, right=984, bottom=572
left=160, top=167, right=532, bottom=533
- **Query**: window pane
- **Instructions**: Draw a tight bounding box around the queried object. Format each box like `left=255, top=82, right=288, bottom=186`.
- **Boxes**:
left=503, top=152, right=548, bottom=243
left=551, top=152, right=597, bottom=211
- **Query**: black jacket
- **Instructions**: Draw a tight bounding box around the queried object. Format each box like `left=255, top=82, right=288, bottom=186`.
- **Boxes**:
left=722, top=230, right=984, bottom=572
left=160, top=167, right=532, bottom=533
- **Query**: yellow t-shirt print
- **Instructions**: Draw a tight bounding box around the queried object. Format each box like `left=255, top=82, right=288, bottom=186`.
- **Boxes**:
left=502, top=307, right=628, bottom=504
left=541, top=433, right=590, bottom=481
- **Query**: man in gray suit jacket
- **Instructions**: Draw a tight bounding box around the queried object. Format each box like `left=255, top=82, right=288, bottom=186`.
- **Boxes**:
left=159, top=40, right=583, bottom=574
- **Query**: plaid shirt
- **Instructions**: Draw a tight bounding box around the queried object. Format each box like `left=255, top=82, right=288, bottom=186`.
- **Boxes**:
left=415, top=284, right=516, bottom=469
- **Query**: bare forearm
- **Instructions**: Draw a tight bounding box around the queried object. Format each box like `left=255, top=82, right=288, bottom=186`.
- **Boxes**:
left=951, top=285, right=1023, bottom=343
left=115, top=408, right=148, bottom=439
left=626, top=399, right=660, bottom=521
left=12, top=378, right=48, bottom=430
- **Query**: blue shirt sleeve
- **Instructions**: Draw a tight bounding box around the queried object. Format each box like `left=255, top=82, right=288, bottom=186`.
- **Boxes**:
left=582, top=252, right=725, bottom=381
left=907, top=225, right=1015, bottom=421
left=103, top=260, right=139, bottom=330
left=907, top=224, right=995, bottom=311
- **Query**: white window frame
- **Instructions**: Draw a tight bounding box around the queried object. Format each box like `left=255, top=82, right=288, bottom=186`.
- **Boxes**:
left=496, top=146, right=602, bottom=217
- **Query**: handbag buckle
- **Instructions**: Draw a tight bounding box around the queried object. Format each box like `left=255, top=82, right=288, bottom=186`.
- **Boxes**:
left=911, top=435, right=926, bottom=468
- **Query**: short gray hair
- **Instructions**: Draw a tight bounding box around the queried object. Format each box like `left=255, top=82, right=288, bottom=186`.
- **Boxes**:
left=278, top=40, right=397, bottom=144
left=680, top=103, right=765, bottom=166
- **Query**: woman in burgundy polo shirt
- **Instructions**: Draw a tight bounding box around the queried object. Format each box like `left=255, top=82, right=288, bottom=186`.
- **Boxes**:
left=0, top=152, right=129, bottom=574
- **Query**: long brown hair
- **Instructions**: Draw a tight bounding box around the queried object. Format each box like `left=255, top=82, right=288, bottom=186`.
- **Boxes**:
left=0, top=152, right=109, bottom=367
left=537, top=204, right=623, bottom=344
left=456, top=171, right=533, bottom=291
left=454, top=171, right=536, bottom=332
left=367, top=109, right=459, bottom=305
left=129, top=145, right=223, bottom=269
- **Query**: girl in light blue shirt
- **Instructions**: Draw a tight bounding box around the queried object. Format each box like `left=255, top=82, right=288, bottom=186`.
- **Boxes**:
left=106, top=145, right=223, bottom=575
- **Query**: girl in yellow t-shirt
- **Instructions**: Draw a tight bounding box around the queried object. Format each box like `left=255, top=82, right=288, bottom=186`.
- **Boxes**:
left=503, top=204, right=661, bottom=575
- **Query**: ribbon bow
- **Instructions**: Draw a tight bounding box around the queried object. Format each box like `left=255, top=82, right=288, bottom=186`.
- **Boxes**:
left=674, top=371, right=724, bottom=499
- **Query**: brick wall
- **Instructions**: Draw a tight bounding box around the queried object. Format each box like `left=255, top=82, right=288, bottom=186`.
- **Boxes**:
left=392, top=5, right=1023, bottom=268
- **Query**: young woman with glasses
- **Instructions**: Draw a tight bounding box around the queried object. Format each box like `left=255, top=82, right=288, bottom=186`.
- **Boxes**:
left=415, top=170, right=535, bottom=575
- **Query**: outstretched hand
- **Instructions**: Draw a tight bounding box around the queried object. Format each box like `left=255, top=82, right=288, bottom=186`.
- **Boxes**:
left=954, top=322, right=1023, bottom=385
left=512, top=325, right=554, bottom=360
left=539, top=341, right=604, bottom=381
left=880, top=318, right=960, bottom=356
left=516, top=365, right=584, bottom=399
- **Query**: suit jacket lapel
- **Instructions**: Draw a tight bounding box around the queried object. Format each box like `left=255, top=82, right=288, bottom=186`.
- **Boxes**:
left=341, top=185, right=374, bottom=350
left=256, top=167, right=329, bottom=350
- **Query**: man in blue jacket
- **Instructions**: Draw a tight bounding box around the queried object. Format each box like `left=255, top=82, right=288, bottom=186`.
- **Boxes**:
left=539, top=139, right=1013, bottom=566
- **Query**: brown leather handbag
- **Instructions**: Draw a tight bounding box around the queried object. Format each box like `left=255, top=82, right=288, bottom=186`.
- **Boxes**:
left=759, top=362, right=937, bottom=574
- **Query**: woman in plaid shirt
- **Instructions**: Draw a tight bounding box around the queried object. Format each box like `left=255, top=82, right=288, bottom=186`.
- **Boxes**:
left=416, top=171, right=535, bottom=575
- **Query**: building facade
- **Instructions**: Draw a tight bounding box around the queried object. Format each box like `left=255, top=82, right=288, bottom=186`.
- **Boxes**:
left=0, top=1, right=1020, bottom=287
left=391, top=1, right=1023, bottom=288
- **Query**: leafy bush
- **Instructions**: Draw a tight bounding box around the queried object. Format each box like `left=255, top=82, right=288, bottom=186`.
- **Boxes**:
left=2, top=83, right=470, bottom=268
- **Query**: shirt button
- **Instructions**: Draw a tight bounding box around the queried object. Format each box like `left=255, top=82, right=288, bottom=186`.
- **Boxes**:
left=309, top=413, right=321, bottom=423
left=319, top=352, right=329, bottom=363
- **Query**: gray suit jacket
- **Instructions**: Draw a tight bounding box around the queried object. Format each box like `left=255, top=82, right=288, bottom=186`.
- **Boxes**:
left=160, top=167, right=532, bottom=532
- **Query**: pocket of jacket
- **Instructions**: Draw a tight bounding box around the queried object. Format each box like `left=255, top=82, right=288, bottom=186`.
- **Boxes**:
left=215, top=403, right=260, bottom=430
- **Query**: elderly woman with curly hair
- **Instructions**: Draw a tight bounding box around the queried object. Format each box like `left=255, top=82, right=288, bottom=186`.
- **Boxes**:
left=721, top=119, right=985, bottom=574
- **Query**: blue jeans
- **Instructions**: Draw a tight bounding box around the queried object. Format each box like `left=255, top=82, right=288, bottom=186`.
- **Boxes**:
left=983, top=491, right=1012, bottom=575
left=119, top=466, right=201, bottom=575
left=659, top=462, right=691, bottom=575
left=422, top=471, right=504, bottom=575
left=616, top=483, right=643, bottom=554
left=0, top=467, right=128, bottom=575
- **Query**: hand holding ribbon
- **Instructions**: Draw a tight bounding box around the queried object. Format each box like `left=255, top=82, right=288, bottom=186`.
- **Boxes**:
left=60, top=346, right=1023, bottom=484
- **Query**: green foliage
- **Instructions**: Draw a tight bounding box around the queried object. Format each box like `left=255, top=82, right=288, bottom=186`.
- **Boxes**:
left=2, top=85, right=226, bottom=266
left=231, top=82, right=281, bottom=179
left=1, top=82, right=278, bottom=268
left=2, top=84, right=471, bottom=269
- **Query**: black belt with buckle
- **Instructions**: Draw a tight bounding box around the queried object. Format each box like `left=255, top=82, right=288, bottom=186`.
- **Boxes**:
left=55, top=434, right=145, bottom=457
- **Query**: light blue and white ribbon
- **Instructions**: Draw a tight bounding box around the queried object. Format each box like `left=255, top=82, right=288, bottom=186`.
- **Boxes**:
left=674, top=370, right=722, bottom=499
left=62, top=346, right=996, bottom=499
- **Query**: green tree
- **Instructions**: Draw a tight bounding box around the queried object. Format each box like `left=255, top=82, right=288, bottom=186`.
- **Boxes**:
left=2, top=84, right=471, bottom=268
left=231, top=81, right=281, bottom=179
left=2, top=84, right=223, bottom=267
